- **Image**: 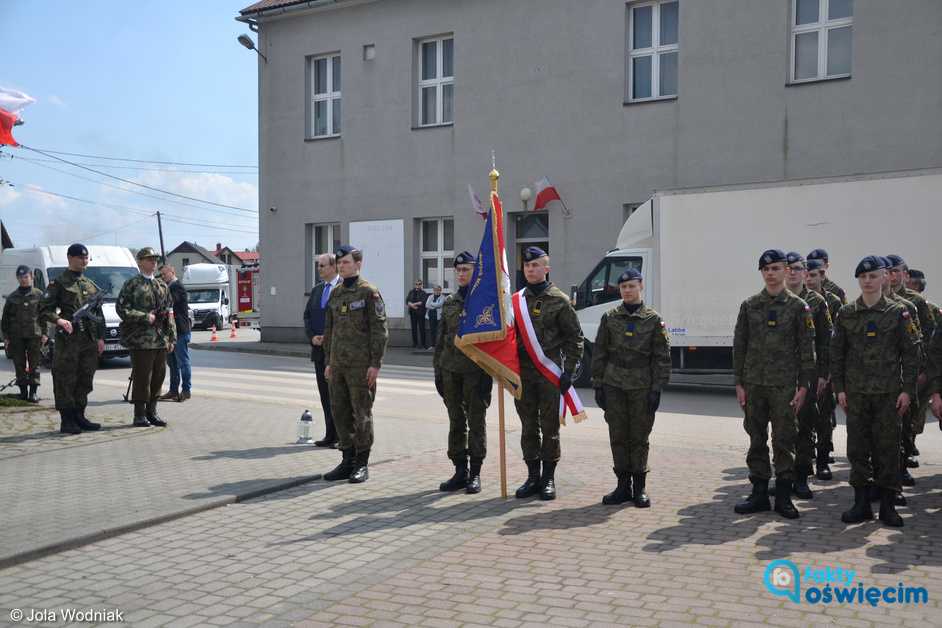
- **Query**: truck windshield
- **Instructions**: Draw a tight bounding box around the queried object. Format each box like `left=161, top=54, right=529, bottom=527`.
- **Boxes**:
left=188, top=289, right=220, bottom=304
left=574, top=257, right=643, bottom=310
left=47, top=267, right=139, bottom=301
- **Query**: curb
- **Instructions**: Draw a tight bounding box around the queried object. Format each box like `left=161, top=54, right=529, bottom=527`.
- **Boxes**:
left=190, top=342, right=309, bottom=358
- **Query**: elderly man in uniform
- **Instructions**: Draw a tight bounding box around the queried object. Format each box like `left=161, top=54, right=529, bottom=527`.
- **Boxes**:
left=39, top=243, right=105, bottom=433
left=117, top=247, right=176, bottom=427
left=832, top=256, right=918, bottom=527
left=732, top=249, right=816, bottom=519
left=591, top=268, right=670, bottom=507
left=807, top=248, right=847, bottom=304
left=434, top=251, right=492, bottom=494
left=323, top=245, right=388, bottom=484
left=512, top=246, right=583, bottom=501
left=806, top=257, right=843, bottom=478
left=2, top=265, right=46, bottom=402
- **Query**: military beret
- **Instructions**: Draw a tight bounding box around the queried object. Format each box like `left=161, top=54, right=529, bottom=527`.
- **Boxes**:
left=785, top=251, right=805, bottom=266
left=879, top=256, right=893, bottom=269
left=335, top=244, right=358, bottom=258
left=15, top=264, right=30, bottom=277
left=136, top=246, right=160, bottom=260
left=453, top=251, right=475, bottom=266
left=855, top=255, right=886, bottom=277
left=807, top=248, right=829, bottom=262
left=67, top=243, right=89, bottom=257
left=908, top=268, right=925, bottom=280
left=758, top=249, right=786, bottom=269
left=885, top=254, right=905, bottom=268
left=522, top=246, right=547, bottom=262
left=617, top=268, right=643, bottom=283
left=806, top=259, right=824, bottom=271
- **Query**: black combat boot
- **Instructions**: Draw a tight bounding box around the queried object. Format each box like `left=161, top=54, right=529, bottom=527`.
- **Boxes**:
left=602, top=469, right=632, bottom=505
left=894, top=492, right=907, bottom=507
left=632, top=473, right=651, bottom=508
left=815, top=448, right=832, bottom=481
left=905, top=456, right=919, bottom=469
left=912, top=445, right=920, bottom=457
left=146, top=400, right=167, bottom=427
left=132, top=402, right=150, bottom=427
left=324, top=448, right=353, bottom=481
left=900, top=468, right=915, bottom=487
left=515, top=460, right=541, bottom=498
left=734, top=477, right=771, bottom=514
left=840, top=486, right=874, bottom=523
left=793, top=468, right=814, bottom=500
left=878, top=488, right=903, bottom=527
left=439, top=457, right=469, bottom=492
left=466, top=458, right=483, bottom=494
left=349, top=449, right=370, bottom=483
left=773, top=479, right=800, bottom=519
left=74, top=404, right=101, bottom=431
left=18, top=385, right=28, bottom=400
left=539, top=461, right=557, bottom=500
left=27, top=385, right=39, bottom=403
left=59, top=409, right=81, bottom=434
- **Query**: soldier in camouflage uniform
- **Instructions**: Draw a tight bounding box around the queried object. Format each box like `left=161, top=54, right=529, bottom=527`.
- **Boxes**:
left=806, top=258, right=843, bottom=479
left=784, top=252, right=832, bottom=499
left=591, top=268, right=670, bottom=508
left=906, top=269, right=937, bottom=443
left=807, top=248, right=847, bottom=305
left=323, top=245, right=388, bottom=484
left=2, top=265, right=46, bottom=402
left=832, top=256, right=918, bottom=527
left=434, top=251, right=492, bottom=494
left=733, top=249, right=816, bottom=520
left=117, top=247, right=177, bottom=427
left=38, top=244, right=105, bottom=434
left=513, top=246, right=583, bottom=501
left=928, top=309, right=942, bottom=427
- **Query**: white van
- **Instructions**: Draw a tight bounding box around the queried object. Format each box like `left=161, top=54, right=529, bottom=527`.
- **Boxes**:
left=181, top=263, right=232, bottom=330
left=0, top=246, right=139, bottom=359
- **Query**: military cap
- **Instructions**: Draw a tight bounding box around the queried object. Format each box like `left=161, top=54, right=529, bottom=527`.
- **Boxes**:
left=522, top=246, right=547, bottom=262
left=879, top=256, right=893, bottom=269
left=855, top=255, right=886, bottom=277
left=67, top=243, right=89, bottom=257
left=807, top=248, right=829, bottom=262
left=335, top=244, right=358, bottom=258
left=453, top=251, right=476, bottom=266
left=136, top=247, right=160, bottom=260
left=617, top=268, right=643, bottom=283
left=758, top=249, right=786, bottom=269
left=885, top=254, right=905, bottom=268
left=908, top=268, right=925, bottom=280
left=785, top=251, right=805, bottom=266
left=806, top=259, right=824, bottom=271
left=15, top=264, right=30, bottom=277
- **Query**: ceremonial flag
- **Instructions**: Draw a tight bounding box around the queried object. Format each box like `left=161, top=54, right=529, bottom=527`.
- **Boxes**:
left=532, top=176, right=562, bottom=211
left=0, top=108, right=19, bottom=146
left=456, top=190, right=521, bottom=398
left=467, top=184, right=487, bottom=220
left=0, top=88, right=36, bottom=114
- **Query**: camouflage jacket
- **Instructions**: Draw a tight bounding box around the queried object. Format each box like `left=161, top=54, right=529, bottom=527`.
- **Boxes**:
left=733, top=288, right=816, bottom=388
left=822, top=277, right=847, bottom=304
left=1, top=287, right=44, bottom=339
left=591, top=302, right=670, bottom=391
left=886, top=291, right=924, bottom=368
left=927, top=321, right=942, bottom=396
left=514, top=282, right=584, bottom=377
left=116, top=275, right=177, bottom=350
left=896, top=285, right=935, bottom=341
left=823, top=290, right=843, bottom=322
left=434, top=289, right=483, bottom=375
left=39, top=270, right=106, bottom=341
left=323, top=276, right=388, bottom=369
left=799, top=287, right=833, bottom=380
left=831, top=296, right=919, bottom=397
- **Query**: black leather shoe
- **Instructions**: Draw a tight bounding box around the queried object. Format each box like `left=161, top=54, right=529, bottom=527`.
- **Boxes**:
left=905, top=457, right=919, bottom=469
left=774, top=479, right=800, bottom=519
left=515, top=460, right=541, bottom=498
left=59, top=409, right=82, bottom=434
left=539, top=461, right=557, bottom=501
left=75, top=406, right=101, bottom=431
left=314, top=437, right=337, bottom=448
left=793, top=473, right=814, bottom=500
left=349, top=449, right=370, bottom=483
left=602, top=469, right=632, bottom=505
left=734, top=478, right=771, bottom=514
left=879, top=488, right=903, bottom=527
left=145, top=400, right=167, bottom=426
left=466, top=458, right=483, bottom=494
left=894, top=492, right=907, bottom=507
left=900, top=469, right=915, bottom=487
left=815, top=455, right=832, bottom=481
left=440, top=460, right=469, bottom=492
left=132, top=402, right=150, bottom=427
left=324, top=449, right=353, bottom=481
left=841, top=487, right=874, bottom=523
left=632, top=473, right=651, bottom=508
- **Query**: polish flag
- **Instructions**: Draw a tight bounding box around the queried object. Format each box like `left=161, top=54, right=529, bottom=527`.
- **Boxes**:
left=0, top=88, right=35, bottom=147
left=532, top=176, right=562, bottom=211
left=0, top=108, right=18, bottom=146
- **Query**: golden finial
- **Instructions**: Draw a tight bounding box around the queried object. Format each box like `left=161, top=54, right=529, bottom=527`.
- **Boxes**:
left=489, top=150, right=499, bottom=193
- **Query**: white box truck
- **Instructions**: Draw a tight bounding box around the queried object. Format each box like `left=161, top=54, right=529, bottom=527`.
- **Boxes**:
left=572, top=170, right=942, bottom=387
left=181, top=263, right=234, bottom=330
left=0, top=245, right=139, bottom=359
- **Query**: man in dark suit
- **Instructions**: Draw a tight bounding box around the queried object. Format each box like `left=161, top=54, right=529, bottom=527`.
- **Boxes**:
left=304, top=253, right=341, bottom=446
left=159, top=264, right=192, bottom=401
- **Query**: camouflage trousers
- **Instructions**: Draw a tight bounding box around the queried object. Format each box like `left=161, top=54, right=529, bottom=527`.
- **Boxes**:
left=52, top=333, right=98, bottom=411
left=816, top=383, right=836, bottom=452
left=913, top=384, right=929, bottom=436
left=845, top=392, right=900, bottom=491
left=329, top=366, right=375, bottom=453
left=603, top=385, right=655, bottom=474
left=514, top=374, right=561, bottom=463
left=130, top=349, right=167, bottom=403
left=742, top=384, right=797, bottom=481
left=795, top=382, right=819, bottom=474
left=442, top=368, right=488, bottom=463
left=9, top=337, right=42, bottom=386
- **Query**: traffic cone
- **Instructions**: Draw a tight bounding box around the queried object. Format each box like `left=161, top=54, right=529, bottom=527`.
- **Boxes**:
left=229, top=322, right=238, bottom=339
left=210, top=325, right=218, bottom=342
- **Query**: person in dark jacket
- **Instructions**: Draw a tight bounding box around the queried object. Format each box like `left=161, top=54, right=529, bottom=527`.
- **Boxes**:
left=159, top=264, right=192, bottom=401
left=303, top=253, right=341, bottom=446
left=1, top=265, right=46, bottom=402
left=406, top=280, right=428, bottom=348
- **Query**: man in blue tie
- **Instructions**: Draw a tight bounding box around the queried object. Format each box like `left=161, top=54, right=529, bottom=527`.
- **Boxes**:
left=304, top=253, right=341, bottom=446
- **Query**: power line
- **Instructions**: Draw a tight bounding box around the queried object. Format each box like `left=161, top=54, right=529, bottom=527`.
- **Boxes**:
left=21, top=147, right=257, bottom=169
left=19, top=145, right=257, bottom=213
left=10, top=155, right=258, bottom=176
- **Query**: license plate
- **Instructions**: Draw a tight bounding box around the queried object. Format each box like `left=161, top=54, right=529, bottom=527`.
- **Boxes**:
left=105, top=343, right=123, bottom=351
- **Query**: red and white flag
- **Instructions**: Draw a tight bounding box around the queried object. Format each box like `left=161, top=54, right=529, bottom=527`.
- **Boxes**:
left=0, top=108, right=19, bottom=147
left=467, top=184, right=487, bottom=220
left=532, top=176, right=562, bottom=211
left=0, top=88, right=35, bottom=147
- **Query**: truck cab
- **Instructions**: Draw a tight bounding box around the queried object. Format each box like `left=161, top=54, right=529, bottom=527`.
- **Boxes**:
left=182, top=264, right=231, bottom=330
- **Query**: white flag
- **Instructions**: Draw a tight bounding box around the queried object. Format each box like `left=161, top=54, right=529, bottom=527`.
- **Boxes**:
left=0, top=88, right=36, bottom=114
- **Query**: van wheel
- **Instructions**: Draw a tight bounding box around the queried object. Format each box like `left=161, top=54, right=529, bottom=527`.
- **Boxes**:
left=573, top=343, right=593, bottom=388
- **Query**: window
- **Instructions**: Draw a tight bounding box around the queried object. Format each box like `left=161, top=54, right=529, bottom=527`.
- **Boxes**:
left=419, top=218, right=454, bottom=291
left=576, top=256, right=644, bottom=309
left=308, top=53, right=341, bottom=137
left=311, top=223, right=342, bottom=281
left=417, top=36, right=454, bottom=126
left=627, top=1, right=679, bottom=101
left=182, top=257, right=190, bottom=268
left=623, top=202, right=642, bottom=222
left=791, top=0, right=853, bottom=83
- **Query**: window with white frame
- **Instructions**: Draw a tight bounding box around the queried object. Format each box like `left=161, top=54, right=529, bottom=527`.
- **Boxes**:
left=419, top=218, right=454, bottom=291
left=627, top=1, right=679, bottom=101
left=417, top=36, right=454, bottom=126
left=791, top=0, right=853, bottom=82
left=310, top=223, right=341, bottom=284
left=308, top=53, right=341, bottom=137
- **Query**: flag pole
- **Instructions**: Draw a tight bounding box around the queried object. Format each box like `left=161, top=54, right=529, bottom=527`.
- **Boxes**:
left=489, top=164, right=508, bottom=499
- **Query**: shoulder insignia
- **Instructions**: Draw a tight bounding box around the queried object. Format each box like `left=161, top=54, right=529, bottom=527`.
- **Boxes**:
left=805, top=316, right=815, bottom=330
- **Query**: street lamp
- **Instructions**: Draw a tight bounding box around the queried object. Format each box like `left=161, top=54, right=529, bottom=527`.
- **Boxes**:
left=520, top=186, right=532, bottom=211
left=237, top=33, right=268, bottom=63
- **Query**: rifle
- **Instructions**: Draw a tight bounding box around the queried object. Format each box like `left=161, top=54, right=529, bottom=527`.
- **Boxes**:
left=71, top=292, right=105, bottom=332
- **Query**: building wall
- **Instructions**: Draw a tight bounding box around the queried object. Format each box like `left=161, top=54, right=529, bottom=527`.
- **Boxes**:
left=252, top=0, right=942, bottom=342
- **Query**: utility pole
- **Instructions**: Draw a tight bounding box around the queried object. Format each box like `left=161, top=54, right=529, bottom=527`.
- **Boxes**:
left=156, top=211, right=166, bottom=262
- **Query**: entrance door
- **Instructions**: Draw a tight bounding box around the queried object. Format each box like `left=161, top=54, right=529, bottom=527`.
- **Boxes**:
left=513, top=213, right=549, bottom=290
